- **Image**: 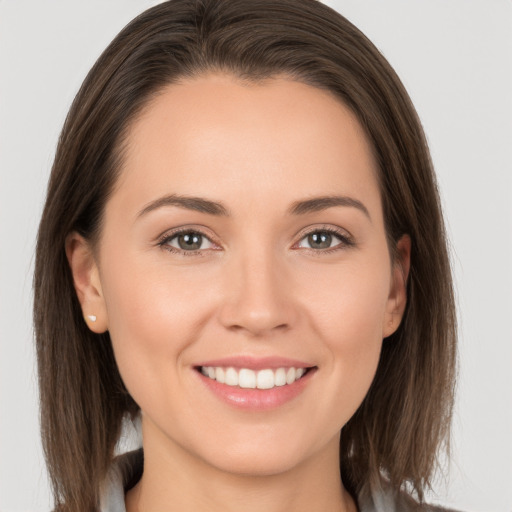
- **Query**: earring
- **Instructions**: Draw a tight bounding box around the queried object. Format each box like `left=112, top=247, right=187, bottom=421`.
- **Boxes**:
left=86, top=315, right=97, bottom=322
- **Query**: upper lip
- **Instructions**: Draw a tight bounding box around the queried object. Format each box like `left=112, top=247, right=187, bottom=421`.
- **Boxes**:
left=195, top=356, right=315, bottom=371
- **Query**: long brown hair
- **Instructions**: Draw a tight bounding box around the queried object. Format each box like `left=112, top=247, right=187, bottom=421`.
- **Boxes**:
left=34, top=1, right=457, bottom=510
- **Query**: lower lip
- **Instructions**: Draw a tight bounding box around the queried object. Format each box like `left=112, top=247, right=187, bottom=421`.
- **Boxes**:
left=196, top=369, right=315, bottom=410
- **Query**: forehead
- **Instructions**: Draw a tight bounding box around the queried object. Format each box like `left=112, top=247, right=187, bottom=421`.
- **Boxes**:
left=111, top=72, right=381, bottom=219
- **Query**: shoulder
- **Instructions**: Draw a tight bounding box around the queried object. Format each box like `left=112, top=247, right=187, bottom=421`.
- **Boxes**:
left=100, top=449, right=143, bottom=512
left=102, top=451, right=462, bottom=512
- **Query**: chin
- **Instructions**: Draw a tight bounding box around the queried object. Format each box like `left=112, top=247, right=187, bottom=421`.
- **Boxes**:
left=203, top=449, right=306, bottom=477
left=190, top=429, right=328, bottom=478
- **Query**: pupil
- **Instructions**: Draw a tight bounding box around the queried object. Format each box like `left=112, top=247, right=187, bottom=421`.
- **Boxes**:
left=308, top=232, right=331, bottom=249
left=178, top=233, right=202, bottom=250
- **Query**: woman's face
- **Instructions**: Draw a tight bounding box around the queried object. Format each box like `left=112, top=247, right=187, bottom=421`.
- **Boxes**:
left=71, top=72, right=408, bottom=476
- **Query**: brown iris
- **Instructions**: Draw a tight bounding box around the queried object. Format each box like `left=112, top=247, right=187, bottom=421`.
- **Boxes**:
left=307, top=231, right=333, bottom=249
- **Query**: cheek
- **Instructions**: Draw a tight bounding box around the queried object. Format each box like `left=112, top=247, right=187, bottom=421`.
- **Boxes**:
left=303, top=255, right=390, bottom=344
left=299, top=257, right=390, bottom=418
left=99, top=248, right=197, bottom=397
left=98, top=241, right=227, bottom=413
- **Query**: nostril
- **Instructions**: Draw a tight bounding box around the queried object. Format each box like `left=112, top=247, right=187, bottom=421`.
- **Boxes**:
left=222, top=316, right=291, bottom=336
left=217, top=273, right=297, bottom=335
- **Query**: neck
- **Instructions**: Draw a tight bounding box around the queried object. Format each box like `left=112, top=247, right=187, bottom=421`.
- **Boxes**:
left=125, top=418, right=357, bottom=512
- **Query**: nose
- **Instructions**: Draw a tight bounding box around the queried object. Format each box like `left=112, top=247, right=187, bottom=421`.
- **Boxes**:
left=218, top=248, right=297, bottom=337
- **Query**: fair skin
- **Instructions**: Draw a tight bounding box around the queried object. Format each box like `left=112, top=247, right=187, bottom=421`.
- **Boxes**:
left=67, top=73, right=410, bottom=512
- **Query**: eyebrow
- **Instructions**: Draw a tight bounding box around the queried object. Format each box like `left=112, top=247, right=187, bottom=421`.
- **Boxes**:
left=137, top=194, right=230, bottom=218
left=288, top=195, right=371, bottom=220
left=137, top=193, right=370, bottom=220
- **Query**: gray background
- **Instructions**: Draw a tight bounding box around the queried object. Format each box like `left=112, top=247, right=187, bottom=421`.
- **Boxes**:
left=1, top=1, right=511, bottom=510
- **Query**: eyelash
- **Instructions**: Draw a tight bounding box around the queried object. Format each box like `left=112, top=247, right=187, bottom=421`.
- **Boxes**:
left=294, top=226, right=355, bottom=254
left=157, top=226, right=354, bottom=257
left=157, top=227, right=218, bottom=257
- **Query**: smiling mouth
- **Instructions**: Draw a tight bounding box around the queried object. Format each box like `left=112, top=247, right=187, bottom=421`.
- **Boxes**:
left=196, top=366, right=314, bottom=390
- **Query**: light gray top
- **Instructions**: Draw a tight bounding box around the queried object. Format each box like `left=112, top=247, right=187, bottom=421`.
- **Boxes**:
left=99, top=449, right=456, bottom=512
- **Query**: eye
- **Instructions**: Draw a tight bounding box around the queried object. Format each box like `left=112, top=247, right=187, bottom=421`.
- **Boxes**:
left=161, top=230, right=215, bottom=252
left=296, top=229, right=351, bottom=250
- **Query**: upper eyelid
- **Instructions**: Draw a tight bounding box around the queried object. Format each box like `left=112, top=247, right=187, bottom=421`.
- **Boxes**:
left=157, top=225, right=218, bottom=244
left=294, top=224, right=353, bottom=241
left=157, top=228, right=220, bottom=256
left=292, top=225, right=356, bottom=253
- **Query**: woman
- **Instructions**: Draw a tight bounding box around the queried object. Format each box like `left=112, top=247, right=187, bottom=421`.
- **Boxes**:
left=33, top=1, right=457, bottom=511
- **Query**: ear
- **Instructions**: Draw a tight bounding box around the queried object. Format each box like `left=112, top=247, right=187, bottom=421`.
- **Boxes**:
left=382, top=234, right=411, bottom=338
left=65, top=232, right=108, bottom=333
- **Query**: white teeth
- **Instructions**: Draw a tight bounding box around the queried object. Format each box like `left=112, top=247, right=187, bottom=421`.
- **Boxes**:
left=274, top=368, right=287, bottom=387
left=225, top=367, right=238, bottom=386
left=215, top=367, right=225, bottom=384
left=239, top=369, right=256, bottom=388
left=256, top=369, right=274, bottom=390
left=199, top=365, right=308, bottom=389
